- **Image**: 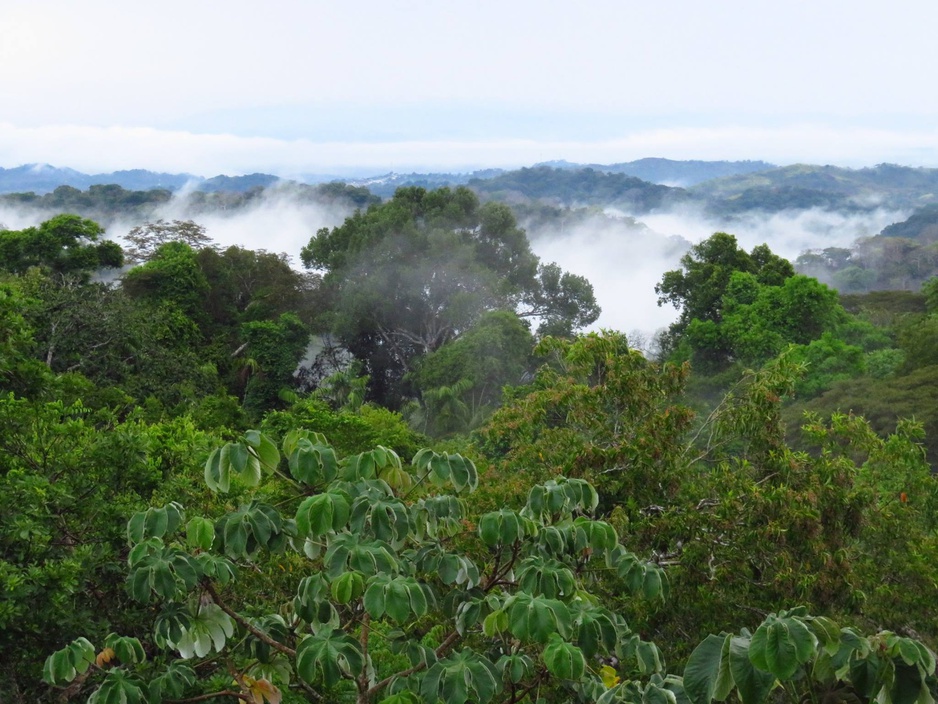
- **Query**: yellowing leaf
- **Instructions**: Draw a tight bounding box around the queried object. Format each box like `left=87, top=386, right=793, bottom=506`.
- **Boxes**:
left=240, top=675, right=282, bottom=704
left=600, top=664, right=621, bottom=688
left=95, top=648, right=115, bottom=668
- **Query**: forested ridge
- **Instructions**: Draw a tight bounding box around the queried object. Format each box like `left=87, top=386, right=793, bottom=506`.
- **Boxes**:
left=2, top=184, right=938, bottom=704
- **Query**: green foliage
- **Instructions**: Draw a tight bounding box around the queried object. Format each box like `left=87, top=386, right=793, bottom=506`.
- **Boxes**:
left=657, top=232, right=793, bottom=333
left=262, top=397, right=426, bottom=458
left=43, top=424, right=703, bottom=704
left=14, top=269, right=219, bottom=406
left=468, top=165, right=687, bottom=212
left=924, top=276, right=938, bottom=313
left=0, top=394, right=217, bottom=698
left=683, top=608, right=937, bottom=704
left=239, top=313, right=310, bottom=417
left=475, top=331, right=694, bottom=512
left=408, top=310, right=535, bottom=434
left=301, top=186, right=597, bottom=407
left=121, top=241, right=210, bottom=323
left=659, top=234, right=850, bottom=371
left=0, top=214, right=123, bottom=278
left=123, top=219, right=213, bottom=265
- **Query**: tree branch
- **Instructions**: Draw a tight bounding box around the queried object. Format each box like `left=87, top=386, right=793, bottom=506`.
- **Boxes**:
left=358, top=612, right=371, bottom=696
left=364, top=630, right=461, bottom=699
left=203, top=581, right=297, bottom=658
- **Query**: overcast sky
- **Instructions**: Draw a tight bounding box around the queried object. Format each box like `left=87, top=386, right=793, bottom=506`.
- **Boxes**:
left=3, top=0, right=938, bottom=176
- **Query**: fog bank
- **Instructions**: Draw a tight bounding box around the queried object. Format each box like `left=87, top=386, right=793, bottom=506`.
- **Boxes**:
left=527, top=205, right=908, bottom=337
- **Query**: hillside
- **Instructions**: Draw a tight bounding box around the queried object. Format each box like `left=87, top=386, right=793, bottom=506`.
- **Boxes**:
left=694, top=163, right=938, bottom=213
left=468, top=165, right=689, bottom=212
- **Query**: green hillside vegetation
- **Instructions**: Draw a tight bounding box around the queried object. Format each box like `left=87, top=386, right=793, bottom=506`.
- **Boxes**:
left=468, top=166, right=689, bottom=212
left=1, top=192, right=938, bottom=704
left=796, top=208, right=938, bottom=293
left=0, top=181, right=378, bottom=229
left=693, top=163, right=938, bottom=214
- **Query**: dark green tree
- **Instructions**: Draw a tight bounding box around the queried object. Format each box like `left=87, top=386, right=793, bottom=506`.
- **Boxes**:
left=407, top=310, right=535, bottom=434
left=121, top=241, right=210, bottom=326
left=301, top=187, right=599, bottom=407
left=238, top=313, right=310, bottom=418
left=656, top=232, right=793, bottom=341
left=0, top=214, right=123, bottom=279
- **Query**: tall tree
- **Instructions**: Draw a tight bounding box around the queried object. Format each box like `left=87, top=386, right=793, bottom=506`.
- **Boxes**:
left=0, top=214, right=123, bottom=279
left=302, top=187, right=599, bottom=406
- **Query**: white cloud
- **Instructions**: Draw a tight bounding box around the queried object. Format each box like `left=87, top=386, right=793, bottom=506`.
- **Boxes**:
left=5, top=122, right=938, bottom=177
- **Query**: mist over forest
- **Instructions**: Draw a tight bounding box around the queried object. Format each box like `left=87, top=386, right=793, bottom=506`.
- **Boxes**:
left=6, top=156, right=938, bottom=704
left=0, top=159, right=924, bottom=336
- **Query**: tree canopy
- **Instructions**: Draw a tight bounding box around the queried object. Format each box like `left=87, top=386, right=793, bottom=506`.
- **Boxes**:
left=301, top=186, right=599, bottom=407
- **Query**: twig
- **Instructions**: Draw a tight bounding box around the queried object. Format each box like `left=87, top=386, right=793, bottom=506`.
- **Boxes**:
left=203, top=581, right=297, bottom=658
left=364, top=630, right=461, bottom=699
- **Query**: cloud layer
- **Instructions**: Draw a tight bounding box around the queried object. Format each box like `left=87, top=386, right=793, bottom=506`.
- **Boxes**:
left=5, top=122, right=938, bottom=177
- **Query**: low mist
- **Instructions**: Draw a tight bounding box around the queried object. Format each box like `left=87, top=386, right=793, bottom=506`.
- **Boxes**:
left=526, top=204, right=908, bottom=338
left=1, top=190, right=911, bottom=341
left=0, top=184, right=355, bottom=267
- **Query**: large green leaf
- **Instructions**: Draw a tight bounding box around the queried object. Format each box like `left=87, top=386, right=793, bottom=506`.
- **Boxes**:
left=524, top=477, right=598, bottom=520
left=412, top=449, right=479, bottom=493
left=147, top=662, right=197, bottom=704
left=127, top=502, right=185, bottom=543
left=168, top=603, right=235, bottom=659
left=413, top=495, right=467, bottom=539
left=363, top=575, right=430, bottom=623
left=343, top=446, right=411, bottom=490
left=331, top=571, right=365, bottom=605
left=127, top=538, right=201, bottom=602
left=324, top=532, right=400, bottom=578
left=296, top=630, right=364, bottom=687
left=505, top=592, right=571, bottom=643
left=350, top=494, right=411, bottom=544
left=42, top=637, right=96, bottom=685
left=621, top=635, right=665, bottom=675
left=103, top=634, right=146, bottom=665
left=185, top=516, right=215, bottom=551
left=204, top=441, right=263, bottom=492
left=496, top=654, right=535, bottom=684
left=683, top=634, right=730, bottom=704
left=478, top=509, right=537, bottom=547
left=245, top=429, right=281, bottom=471
left=287, top=432, right=339, bottom=486
left=421, top=649, right=500, bottom=704
left=749, top=614, right=817, bottom=681
left=572, top=604, right=619, bottom=658
left=728, top=637, right=776, bottom=704
left=611, top=546, right=669, bottom=601
left=296, top=491, right=351, bottom=538
left=543, top=634, right=586, bottom=680
left=88, top=670, right=144, bottom=704
left=215, top=500, right=284, bottom=559
left=516, top=555, right=576, bottom=599
left=294, top=575, right=340, bottom=630
left=571, top=516, right=619, bottom=552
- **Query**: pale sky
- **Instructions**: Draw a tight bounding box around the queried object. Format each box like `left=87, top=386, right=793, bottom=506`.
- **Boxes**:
left=3, top=0, right=938, bottom=176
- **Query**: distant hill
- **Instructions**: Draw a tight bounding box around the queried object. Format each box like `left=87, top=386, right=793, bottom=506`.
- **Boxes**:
left=693, top=163, right=938, bottom=214
left=0, top=181, right=380, bottom=229
left=344, top=169, right=505, bottom=198
left=9, top=161, right=938, bottom=217
left=197, top=173, right=282, bottom=193
left=467, top=166, right=688, bottom=213
left=0, top=164, right=278, bottom=195
left=878, top=204, right=938, bottom=240
left=534, top=158, right=776, bottom=186
left=0, top=164, right=195, bottom=194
